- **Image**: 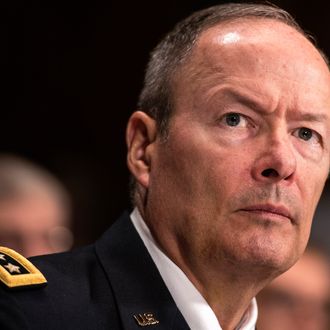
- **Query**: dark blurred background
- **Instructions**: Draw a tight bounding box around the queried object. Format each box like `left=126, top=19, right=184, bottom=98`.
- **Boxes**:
left=2, top=0, right=330, bottom=249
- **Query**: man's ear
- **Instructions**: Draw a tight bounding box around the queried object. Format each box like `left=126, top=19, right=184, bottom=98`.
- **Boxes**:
left=126, top=111, right=157, bottom=188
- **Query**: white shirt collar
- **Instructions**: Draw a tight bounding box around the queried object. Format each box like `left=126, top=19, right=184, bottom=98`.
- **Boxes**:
left=130, top=208, right=258, bottom=330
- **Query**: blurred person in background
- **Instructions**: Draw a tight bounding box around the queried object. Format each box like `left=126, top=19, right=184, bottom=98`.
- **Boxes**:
left=257, top=245, right=330, bottom=330
left=0, top=154, right=73, bottom=257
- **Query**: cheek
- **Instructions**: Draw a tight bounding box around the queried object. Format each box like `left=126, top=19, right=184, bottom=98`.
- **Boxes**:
left=300, top=169, right=327, bottom=215
left=202, top=143, right=252, bottom=189
left=295, top=174, right=326, bottom=245
left=164, top=140, right=249, bottom=206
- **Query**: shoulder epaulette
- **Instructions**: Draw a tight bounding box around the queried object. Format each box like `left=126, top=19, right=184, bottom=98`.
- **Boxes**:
left=0, top=246, right=47, bottom=289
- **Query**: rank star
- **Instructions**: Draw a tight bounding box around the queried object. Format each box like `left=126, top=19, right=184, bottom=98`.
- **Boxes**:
left=0, top=254, right=6, bottom=261
left=4, top=263, right=21, bottom=274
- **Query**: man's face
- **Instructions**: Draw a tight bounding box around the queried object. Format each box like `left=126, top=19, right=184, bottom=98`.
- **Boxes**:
left=145, top=20, right=330, bottom=276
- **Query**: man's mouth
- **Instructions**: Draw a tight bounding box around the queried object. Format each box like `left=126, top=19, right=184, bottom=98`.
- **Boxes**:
left=239, top=204, right=294, bottom=223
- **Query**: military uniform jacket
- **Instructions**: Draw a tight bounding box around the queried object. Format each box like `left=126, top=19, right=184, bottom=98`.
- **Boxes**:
left=0, top=212, right=190, bottom=330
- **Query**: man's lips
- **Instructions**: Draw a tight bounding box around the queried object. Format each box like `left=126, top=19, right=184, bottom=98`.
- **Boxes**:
left=239, top=204, right=294, bottom=223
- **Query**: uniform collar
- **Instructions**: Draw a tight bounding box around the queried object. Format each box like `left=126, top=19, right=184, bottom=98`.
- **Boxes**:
left=95, top=211, right=190, bottom=330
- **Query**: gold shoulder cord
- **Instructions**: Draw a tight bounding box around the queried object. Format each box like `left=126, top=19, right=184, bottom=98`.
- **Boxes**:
left=0, top=247, right=47, bottom=289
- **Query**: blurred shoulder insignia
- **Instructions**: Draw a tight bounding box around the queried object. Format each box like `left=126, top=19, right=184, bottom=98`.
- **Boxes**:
left=0, top=247, right=47, bottom=289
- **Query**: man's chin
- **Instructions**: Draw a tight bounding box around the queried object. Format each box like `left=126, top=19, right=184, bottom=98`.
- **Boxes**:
left=221, top=237, right=301, bottom=277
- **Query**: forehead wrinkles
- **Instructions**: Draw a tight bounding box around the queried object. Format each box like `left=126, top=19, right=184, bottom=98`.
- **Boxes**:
left=172, top=19, right=330, bottom=109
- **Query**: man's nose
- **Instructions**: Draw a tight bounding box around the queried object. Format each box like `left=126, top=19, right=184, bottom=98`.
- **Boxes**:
left=251, top=136, right=297, bottom=183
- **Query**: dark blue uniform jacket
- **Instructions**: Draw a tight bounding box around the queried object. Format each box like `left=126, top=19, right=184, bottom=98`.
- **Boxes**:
left=0, top=212, right=190, bottom=330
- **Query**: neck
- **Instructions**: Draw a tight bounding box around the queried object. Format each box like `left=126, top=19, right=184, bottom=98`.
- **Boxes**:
left=140, top=206, right=276, bottom=329
left=175, top=257, right=265, bottom=329
left=146, top=225, right=273, bottom=330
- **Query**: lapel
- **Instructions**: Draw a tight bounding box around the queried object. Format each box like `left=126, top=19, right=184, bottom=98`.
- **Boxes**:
left=95, top=212, right=190, bottom=330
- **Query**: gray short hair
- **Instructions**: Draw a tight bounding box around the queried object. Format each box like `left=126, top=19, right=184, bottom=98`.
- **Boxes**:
left=137, top=2, right=328, bottom=137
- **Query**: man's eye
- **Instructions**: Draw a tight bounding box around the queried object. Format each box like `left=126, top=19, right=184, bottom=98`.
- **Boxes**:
left=297, top=127, right=315, bottom=141
left=224, top=113, right=243, bottom=127
left=294, top=127, right=322, bottom=146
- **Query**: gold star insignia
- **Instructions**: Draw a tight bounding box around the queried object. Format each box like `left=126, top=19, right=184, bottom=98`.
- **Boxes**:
left=4, top=263, right=21, bottom=274
left=0, top=247, right=47, bottom=288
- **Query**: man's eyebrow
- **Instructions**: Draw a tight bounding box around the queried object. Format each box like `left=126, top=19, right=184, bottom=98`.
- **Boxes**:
left=294, top=112, right=329, bottom=122
left=225, top=89, right=266, bottom=113
left=217, top=88, right=329, bottom=122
